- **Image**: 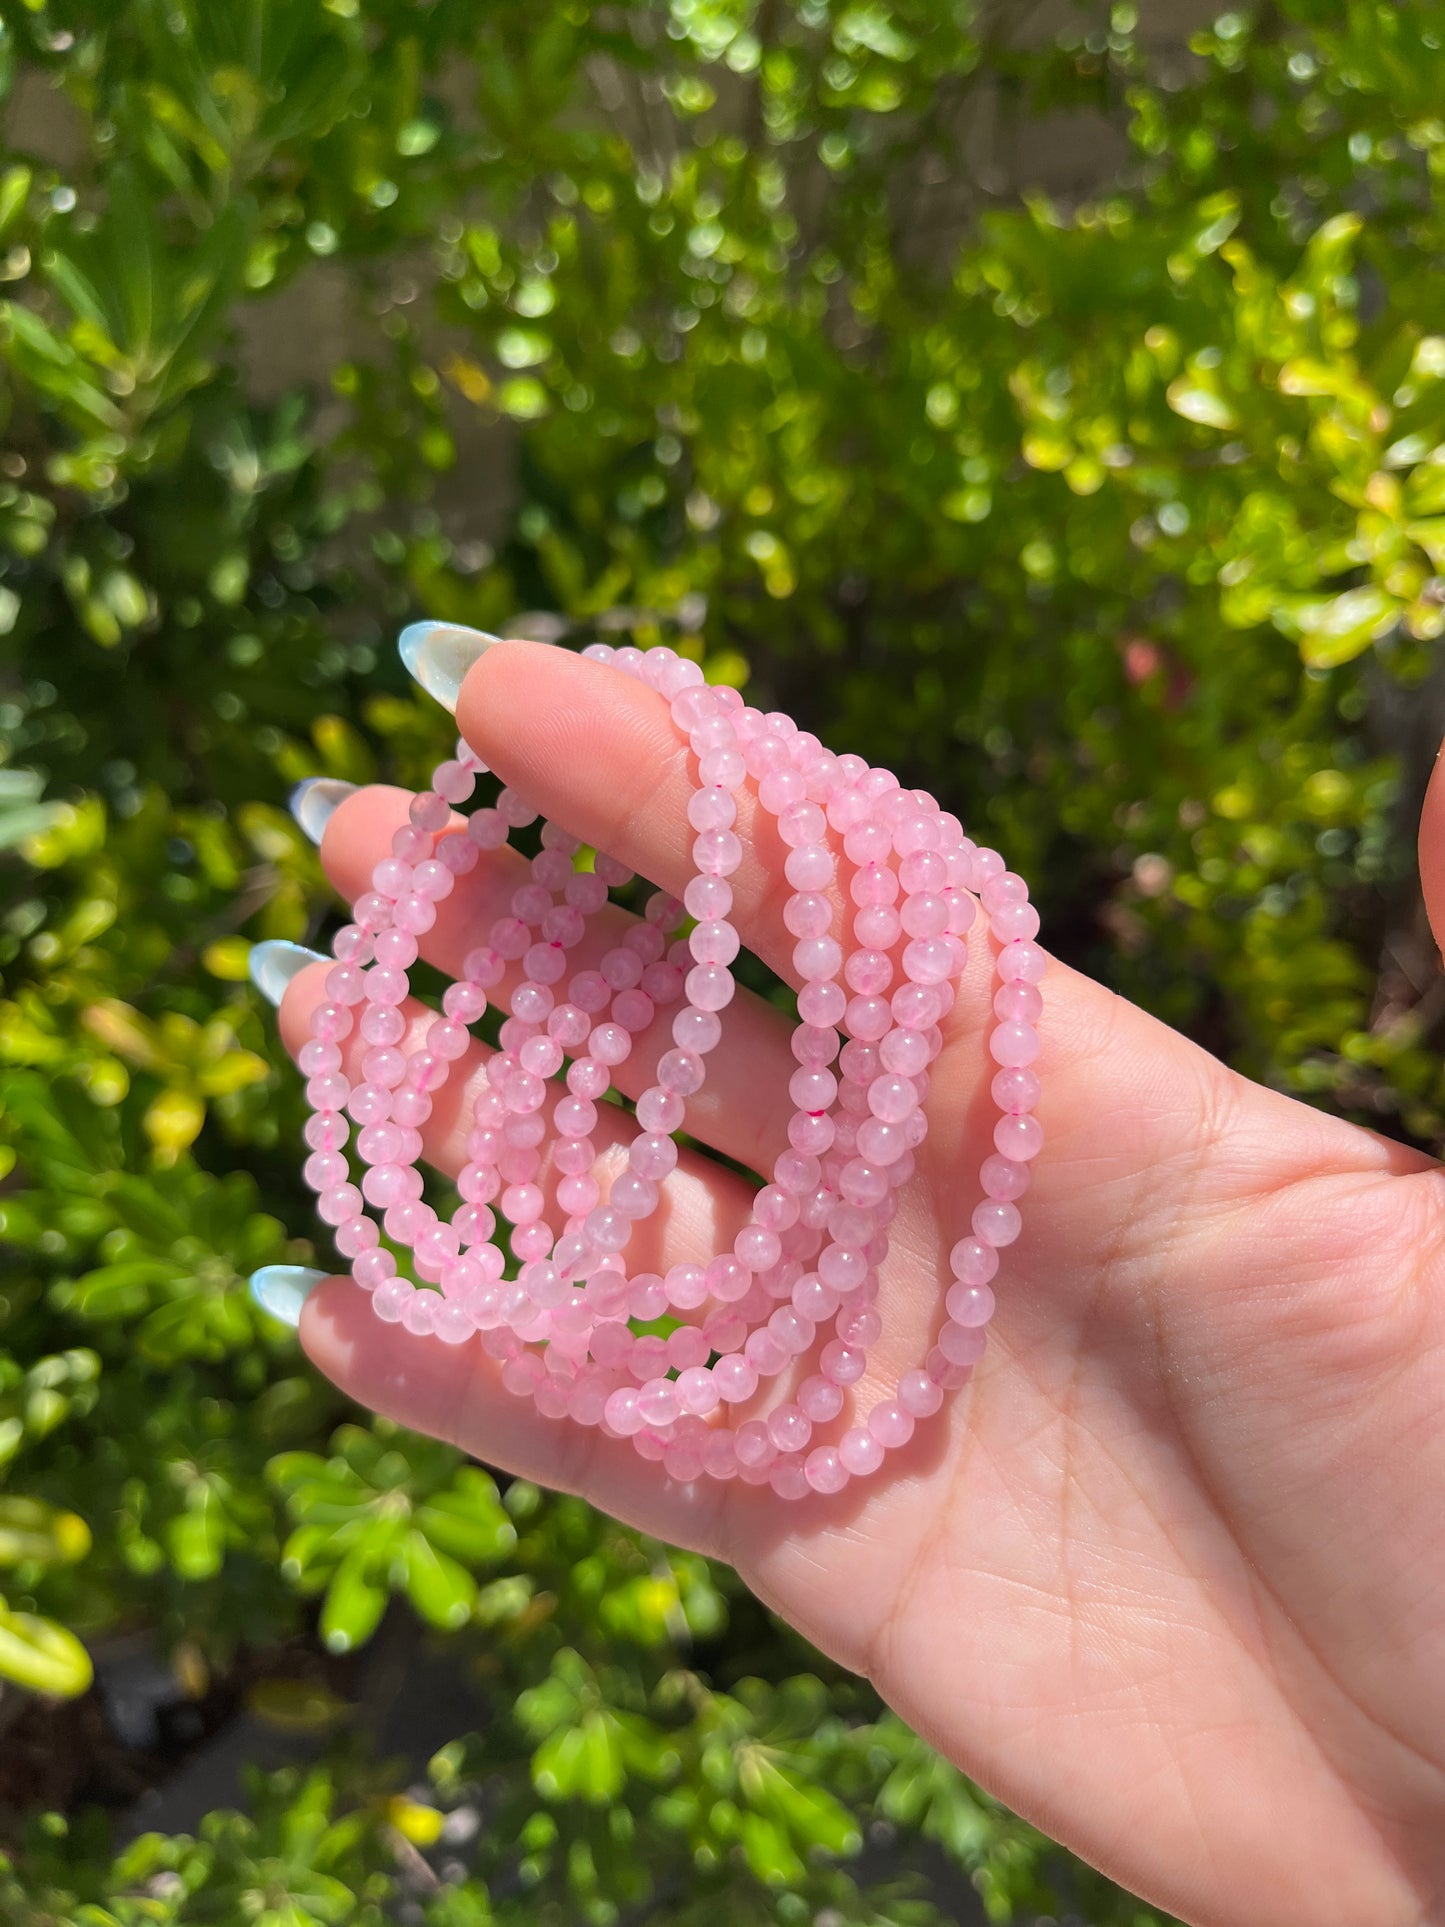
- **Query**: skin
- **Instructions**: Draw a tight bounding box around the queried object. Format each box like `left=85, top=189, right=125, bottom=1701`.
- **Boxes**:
left=274, top=641, right=1445, bottom=1926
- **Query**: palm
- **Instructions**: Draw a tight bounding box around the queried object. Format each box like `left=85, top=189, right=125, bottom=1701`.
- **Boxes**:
left=281, top=644, right=1445, bottom=1925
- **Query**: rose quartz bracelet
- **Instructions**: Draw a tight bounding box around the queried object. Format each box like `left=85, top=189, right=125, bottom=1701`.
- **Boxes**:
left=297, top=642, right=1044, bottom=1499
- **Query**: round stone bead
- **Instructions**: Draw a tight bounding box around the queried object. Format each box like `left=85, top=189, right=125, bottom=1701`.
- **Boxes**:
left=938, top=1321, right=988, bottom=1368
left=972, top=1200, right=1021, bottom=1247
left=898, top=1369, right=943, bottom=1418
left=803, top=1447, right=849, bottom=1494
left=867, top=1401, right=914, bottom=1449
left=945, top=1281, right=995, bottom=1327
left=838, top=1427, right=884, bottom=1476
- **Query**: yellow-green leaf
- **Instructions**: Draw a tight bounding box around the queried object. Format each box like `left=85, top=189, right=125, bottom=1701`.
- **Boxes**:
left=0, top=1496, right=92, bottom=1567
left=1165, top=377, right=1237, bottom=431
left=0, top=1604, right=93, bottom=1698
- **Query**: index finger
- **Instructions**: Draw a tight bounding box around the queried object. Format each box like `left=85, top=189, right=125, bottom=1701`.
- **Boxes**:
left=456, top=640, right=814, bottom=991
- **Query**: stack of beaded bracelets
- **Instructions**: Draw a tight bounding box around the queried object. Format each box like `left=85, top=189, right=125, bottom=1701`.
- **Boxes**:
left=297, top=642, right=1044, bottom=1500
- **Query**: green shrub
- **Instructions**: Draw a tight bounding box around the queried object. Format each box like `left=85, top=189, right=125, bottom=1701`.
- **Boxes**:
left=1, top=1, right=1441, bottom=1918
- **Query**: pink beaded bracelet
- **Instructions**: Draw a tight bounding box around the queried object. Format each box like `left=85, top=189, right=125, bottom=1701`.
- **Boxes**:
left=297, top=642, right=1044, bottom=1499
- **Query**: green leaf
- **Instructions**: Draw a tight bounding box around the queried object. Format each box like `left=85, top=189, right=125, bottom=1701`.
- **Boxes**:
left=167, top=1492, right=224, bottom=1581
left=0, top=165, right=32, bottom=241
left=0, top=1603, right=93, bottom=1698
left=1165, top=376, right=1237, bottom=431
left=402, top=1530, right=476, bottom=1630
left=319, top=1549, right=387, bottom=1654
left=0, top=1496, right=92, bottom=1566
left=1289, top=585, right=1399, bottom=667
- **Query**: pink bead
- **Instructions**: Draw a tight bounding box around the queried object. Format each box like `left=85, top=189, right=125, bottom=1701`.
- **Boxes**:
left=713, top=1354, right=759, bottom=1403
left=683, top=874, right=732, bottom=921
left=797, top=981, right=846, bottom=1027
left=770, top=1459, right=809, bottom=1501
left=317, top=1183, right=363, bottom=1225
left=997, top=940, right=1046, bottom=984
left=836, top=1305, right=881, bottom=1347
left=898, top=1369, right=943, bottom=1418
left=784, top=845, right=833, bottom=890
left=949, top=1238, right=1000, bottom=1286
left=304, top=1149, right=347, bottom=1191
left=817, top=1244, right=866, bottom=1291
left=901, top=937, right=952, bottom=985
left=991, top=1065, right=1040, bottom=1114
left=989, top=1021, right=1039, bottom=1068
left=736, top=1226, right=782, bottom=1273
left=784, top=892, right=832, bottom=939
left=803, top=1446, right=848, bottom=1495
left=938, top=1321, right=987, bottom=1368
left=768, top=1305, right=815, bottom=1354
left=820, top=1340, right=865, bottom=1385
left=867, top=1401, right=914, bottom=1449
left=867, top=1074, right=916, bottom=1124
left=734, top=1419, right=776, bottom=1470
left=791, top=1124, right=837, bottom=1167
left=335, top=1217, right=379, bottom=1257
left=304, top=1112, right=348, bottom=1152
left=667, top=1324, right=709, bottom=1370
left=402, top=1291, right=439, bottom=1336
left=632, top=1134, right=679, bottom=1182
left=768, top=1404, right=812, bottom=1453
left=373, top=1278, right=413, bottom=1323
left=637, top=1086, right=685, bottom=1134
left=973, top=1200, right=1021, bottom=1247
left=688, top=786, right=736, bottom=831
left=684, top=963, right=734, bottom=1012
left=879, top=1028, right=930, bottom=1076
left=604, top=1388, right=644, bottom=1435
left=744, top=1328, right=789, bottom=1377
left=844, top=950, right=892, bottom=997
left=991, top=901, right=1040, bottom=942
left=946, top=1280, right=995, bottom=1327
left=693, top=828, right=742, bottom=876
left=657, top=1048, right=704, bottom=1095
left=793, top=936, right=842, bottom=983
left=353, top=1247, right=397, bottom=1290
left=995, top=1112, right=1044, bottom=1161
left=361, top=1162, right=410, bottom=1208
left=363, top=966, right=407, bottom=1007
left=838, top=1427, right=884, bottom=1476
left=980, top=1154, right=1030, bottom=1202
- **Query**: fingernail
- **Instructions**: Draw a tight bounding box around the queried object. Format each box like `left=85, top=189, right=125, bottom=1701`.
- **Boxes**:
left=248, top=939, right=327, bottom=1007
left=249, top=1265, right=327, bottom=1328
left=290, top=777, right=357, bottom=845
left=398, top=620, right=501, bottom=712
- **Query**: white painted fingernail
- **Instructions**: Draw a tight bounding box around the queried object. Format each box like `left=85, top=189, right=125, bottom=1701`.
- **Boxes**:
left=289, top=778, right=358, bottom=845
left=248, top=940, right=326, bottom=1007
left=398, top=620, right=502, bottom=712
left=249, top=1265, right=327, bottom=1327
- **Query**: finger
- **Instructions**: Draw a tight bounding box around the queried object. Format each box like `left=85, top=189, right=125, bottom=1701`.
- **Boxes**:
left=1421, top=741, right=1445, bottom=964
left=274, top=958, right=760, bottom=1266
left=455, top=642, right=823, bottom=990
left=298, top=1276, right=742, bottom=1556
left=318, top=783, right=799, bottom=1177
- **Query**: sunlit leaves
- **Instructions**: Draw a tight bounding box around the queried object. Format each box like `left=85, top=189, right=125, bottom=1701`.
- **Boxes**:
left=269, top=1424, right=516, bottom=1652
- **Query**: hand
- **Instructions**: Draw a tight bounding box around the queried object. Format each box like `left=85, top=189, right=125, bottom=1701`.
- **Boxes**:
left=266, top=641, right=1445, bottom=1927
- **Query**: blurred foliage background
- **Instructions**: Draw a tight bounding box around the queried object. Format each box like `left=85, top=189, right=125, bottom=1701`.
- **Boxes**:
left=0, top=0, right=1443, bottom=1919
